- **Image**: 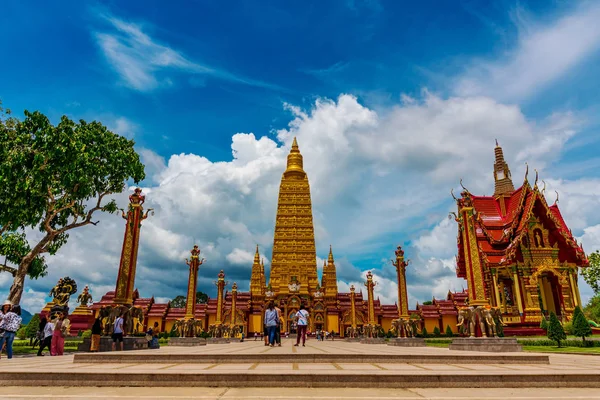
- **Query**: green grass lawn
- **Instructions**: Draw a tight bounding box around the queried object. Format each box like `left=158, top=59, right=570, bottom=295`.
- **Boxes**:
left=523, top=346, right=600, bottom=354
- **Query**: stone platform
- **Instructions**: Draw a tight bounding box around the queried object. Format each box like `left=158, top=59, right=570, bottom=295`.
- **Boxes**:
left=360, top=338, right=386, bottom=344
left=169, top=337, right=207, bottom=346
left=388, top=337, right=426, bottom=347
left=207, top=338, right=230, bottom=344
left=77, top=336, right=148, bottom=352
left=449, top=337, right=523, bottom=352
left=4, top=339, right=597, bottom=389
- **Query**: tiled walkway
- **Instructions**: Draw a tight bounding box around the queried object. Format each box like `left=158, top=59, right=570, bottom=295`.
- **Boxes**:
left=2, top=339, right=600, bottom=397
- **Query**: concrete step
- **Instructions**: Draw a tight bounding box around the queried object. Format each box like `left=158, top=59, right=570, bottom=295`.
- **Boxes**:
left=73, top=352, right=549, bottom=364
left=3, top=371, right=600, bottom=388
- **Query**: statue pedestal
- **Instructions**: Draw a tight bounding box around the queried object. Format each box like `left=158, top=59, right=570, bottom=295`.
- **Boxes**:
left=360, top=338, right=386, bottom=344
left=388, top=337, right=426, bottom=347
left=170, top=337, right=207, bottom=346
left=207, top=338, right=230, bottom=344
left=449, top=337, right=522, bottom=352
left=78, top=336, right=148, bottom=352
left=69, top=305, right=94, bottom=335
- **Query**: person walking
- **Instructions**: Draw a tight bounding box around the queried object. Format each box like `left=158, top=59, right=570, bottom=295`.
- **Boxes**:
left=264, top=301, right=278, bottom=347
left=51, top=311, right=70, bottom=356
left=294, top=305, right=309, bottom=347
left=0, top=301, right=12, bottom=359
left=37, top=316, right=54, bottom=356
left=112, top=311, right=125, bottom=351
left=90, top=317, right=102, bottom=352
left=0, top=303, right=22, bottom=359
left=274, top=303, right=283, bottom=347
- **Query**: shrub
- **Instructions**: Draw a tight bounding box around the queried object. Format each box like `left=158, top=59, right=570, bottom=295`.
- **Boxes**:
left=572, top=306, right=592, bottom=342
left=547, top=312, right=566, bottom=347
left=421, top=327, right=429, bottom=338
left=562, top=321, right=573, bottom=335
left=16, top=326, right=27, bottom=339
left=433, top=326, right=441, bottom=337
left=540, top=317, right=548, bottom=330
left=25, top=314, right=40, bottom=339
left=445, top=325, right=454, bottom=337
left=81, top=330, right=92, bottom=339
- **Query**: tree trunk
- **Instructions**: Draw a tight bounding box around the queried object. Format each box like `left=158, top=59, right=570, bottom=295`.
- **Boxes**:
left=7, top=234, right=54, bottom=305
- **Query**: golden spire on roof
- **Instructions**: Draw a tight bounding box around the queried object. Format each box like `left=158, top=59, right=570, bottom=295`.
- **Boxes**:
left=254, top=244, right=260, bottom=264
left=328, top=245, right=335, bottom=264
left=493, top=140, right=515, bottom=197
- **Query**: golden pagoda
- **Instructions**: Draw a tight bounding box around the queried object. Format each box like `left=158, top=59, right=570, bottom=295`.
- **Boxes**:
left=269, top=137, right=320, bottom=296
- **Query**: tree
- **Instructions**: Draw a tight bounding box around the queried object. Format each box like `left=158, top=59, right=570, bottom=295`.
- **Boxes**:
left=581, top=250, right=600, bottom=294
left=0, top=105, right=145, bottom=304
left=547, top=312, right=566, bottom=347
left=421, top=327, right=429, bottom=338
left=572, top=306, right=592, bottom=343
left=25, top=313, right=40, bottom=339
left=584, top=294, right=600, bottom=322
left=540, top=317, right=548, bottom=331
left=170, top=295, right=186, bottom=308
left=445, top=325, right=454, bottom=337
left=433, top=326, right=441, bottom=337
left=196, top=291, right=209, bottom=304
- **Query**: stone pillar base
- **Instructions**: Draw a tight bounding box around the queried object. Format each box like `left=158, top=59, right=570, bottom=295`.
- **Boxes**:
left=169, top=337, right=207, bottom=346
left=360, top=338, right=386, bottom=344
left=77, top=337, right=148, bottom=352
left=449, top=337, right=522, bottom=352
left=387, top=337, right=426, bottom=347
left=207, top=338, right=231, bottom=344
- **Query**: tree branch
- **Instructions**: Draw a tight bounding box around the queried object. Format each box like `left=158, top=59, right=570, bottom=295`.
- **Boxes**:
left=0, top=222, right=12, bottom=236
left=59, top=191, right=110, bottom=233
left=0, top=264, right=17, bottom=277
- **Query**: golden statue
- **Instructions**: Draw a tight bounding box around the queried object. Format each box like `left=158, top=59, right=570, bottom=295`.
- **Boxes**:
left=49, top=277, right=77, bottom=307
left=76, top=285, right=93, bottom=306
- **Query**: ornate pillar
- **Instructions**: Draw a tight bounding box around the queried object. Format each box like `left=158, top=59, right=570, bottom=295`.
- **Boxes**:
left=214, top=270, right=227, bottom=325
left=458, top=192, right=488, bottom=306
left=538, top=277, right=548, bottom=313
left=114, top=188, right=153, bottom=305
left=230, top=282, right=238, bottom=326
left=365, top=271, right=377, bottom=325
left=569, top=270, right=580, bottom=308
left=512, top=267, right=524, bottom=315
left=524, top=274, right=542, bottom=323
left=491, top=269, right=501, bottom=308
left=184, top=245, right=205, bottom=320
left=393, top=246, right=410, bottom=318
left=350, top=285, right=357, bottom=329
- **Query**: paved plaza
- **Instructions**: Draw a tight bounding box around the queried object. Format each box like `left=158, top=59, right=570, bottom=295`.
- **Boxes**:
left=3, top=339, right=600, bottom=398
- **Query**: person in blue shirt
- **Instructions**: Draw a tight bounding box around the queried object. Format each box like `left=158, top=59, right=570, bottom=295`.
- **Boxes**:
left=264, top=301, right=278, bottom=347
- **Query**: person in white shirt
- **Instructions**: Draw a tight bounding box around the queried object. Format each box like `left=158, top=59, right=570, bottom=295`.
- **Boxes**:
left=294, top=305, right=310, bottom=347
left=37, top=316, right=54, bottom=356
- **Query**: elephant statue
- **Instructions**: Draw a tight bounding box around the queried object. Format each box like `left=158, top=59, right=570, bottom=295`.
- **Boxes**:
left=125, top=306, right=144, bottom=334
left=481, top=307, right=497, bottom=337
left=457, top=307, right=476, bottom=337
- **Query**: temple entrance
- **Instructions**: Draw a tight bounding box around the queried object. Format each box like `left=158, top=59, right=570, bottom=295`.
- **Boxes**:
left=287, top=310, right=298, bottom=334
left=539, top=273, right=563, bottom=317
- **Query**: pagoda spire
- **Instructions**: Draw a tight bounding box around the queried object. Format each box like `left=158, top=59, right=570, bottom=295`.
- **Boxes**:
left=284, top=136, right=305, bottom=176
left=324, top=246, right=338, bottom=299
left=493, top=141, right=515, bottom=197
left=321, top=260, right=327, bottom=289
left=250, top=245, right=263, bottom=297
left=270, top=137, right=319, bottom=295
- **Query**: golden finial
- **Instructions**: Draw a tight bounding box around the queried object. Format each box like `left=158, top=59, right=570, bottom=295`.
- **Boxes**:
left=285, top=137, right=304, bottom=173
left=554, top=190, right=559, bottom=205
left=328, top=245, right=334, bottom=264
left=495, top=139, right=499, bottom=147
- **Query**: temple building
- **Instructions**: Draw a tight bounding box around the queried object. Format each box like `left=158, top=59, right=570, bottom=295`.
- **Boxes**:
left=81, top=138, right=407, bottom=337
left=452, top=142, right=589, bottom=333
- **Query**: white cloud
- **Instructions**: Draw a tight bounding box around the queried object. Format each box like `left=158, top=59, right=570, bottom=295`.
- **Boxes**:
left=2, top=92, right=597, bottom=311
left=454, top=2, right=600, bottom=101
left=94, top=14, right=280, bottom=92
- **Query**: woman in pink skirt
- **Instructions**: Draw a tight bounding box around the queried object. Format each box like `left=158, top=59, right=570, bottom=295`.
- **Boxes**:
left=50, top=312, right=70, bottom=356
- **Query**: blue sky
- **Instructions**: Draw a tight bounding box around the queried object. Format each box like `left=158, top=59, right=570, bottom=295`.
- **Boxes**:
left=1, top=1, right=600, bottom=310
